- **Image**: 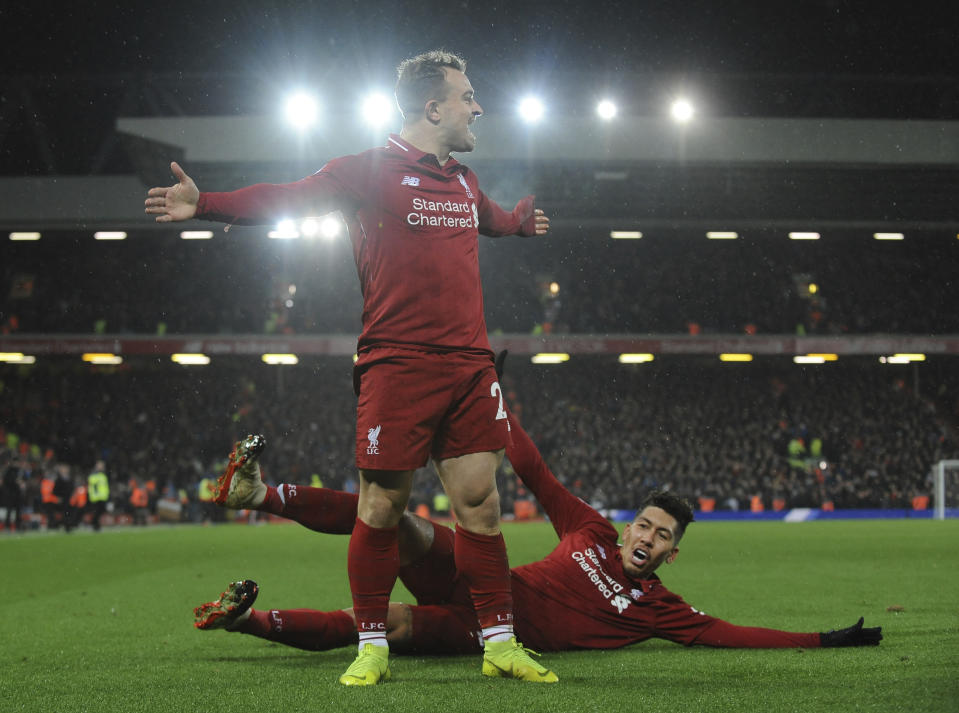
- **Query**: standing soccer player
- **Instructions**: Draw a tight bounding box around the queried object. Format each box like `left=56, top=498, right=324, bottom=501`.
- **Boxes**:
left=144, top=50, right=555, bottom=685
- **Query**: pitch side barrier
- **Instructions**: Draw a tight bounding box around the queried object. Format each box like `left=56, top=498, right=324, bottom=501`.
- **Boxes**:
left=600, top=508, right=959, bottom=522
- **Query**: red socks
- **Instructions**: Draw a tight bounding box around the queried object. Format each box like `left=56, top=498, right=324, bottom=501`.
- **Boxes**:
left=259, top=485, right=358, bottom=534
left=240, top=608, right=356, bottom=651
left=348, top=519, right=399, bottom=645
left=454, top=525, right=513, bottom=630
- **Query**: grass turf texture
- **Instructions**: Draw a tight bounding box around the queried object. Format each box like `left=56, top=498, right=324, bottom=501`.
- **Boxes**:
left=2, top=520, right=957, bottom=713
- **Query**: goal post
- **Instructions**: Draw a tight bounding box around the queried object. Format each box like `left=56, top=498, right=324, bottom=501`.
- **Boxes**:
left=933, top=460, right=959, bottom=520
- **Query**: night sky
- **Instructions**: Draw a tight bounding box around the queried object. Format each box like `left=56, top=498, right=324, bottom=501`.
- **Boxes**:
left=4, top=1, right=955, bottom=82
left=1, top=0, right=956, bottom=176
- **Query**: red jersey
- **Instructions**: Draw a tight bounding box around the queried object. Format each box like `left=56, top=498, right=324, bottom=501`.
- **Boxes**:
left=195, top=134, right=537, bottom=356
left=505, top=421, right=822, bottom=651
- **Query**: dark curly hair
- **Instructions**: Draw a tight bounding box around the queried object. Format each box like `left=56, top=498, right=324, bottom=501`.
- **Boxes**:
left=639, top=490, right=695, bottom=542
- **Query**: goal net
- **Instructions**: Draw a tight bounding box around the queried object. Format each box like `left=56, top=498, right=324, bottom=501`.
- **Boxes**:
left=933, top=460, right=959, bottom=520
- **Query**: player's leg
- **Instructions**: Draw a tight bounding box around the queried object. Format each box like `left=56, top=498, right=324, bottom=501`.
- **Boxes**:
left=432, top=353, right=557, bottom=683
left=194, top=581, right=410, bottom=652
left=437, top=453, right=557, bottom=683
left=338, top=467, right=413, bottom=686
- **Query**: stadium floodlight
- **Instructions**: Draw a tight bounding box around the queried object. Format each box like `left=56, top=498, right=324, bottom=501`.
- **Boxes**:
left=789, top=232, right=820, bottom=240
left=262, top=353, right=299, bottom=365
left=94, top=231, right=127, bottom=240
left=706, top=231, right=738, bottom=240
left=596, top=99, right=617, bottom=120
left=361, top=92, right=395, bottom=128
left=180, top=230, right=213, bottom=240
left=518, top=96, right=545, bottom=124
left=806, top=353, right=838, bottom=361
left=670, top=98, right=694, bottom=123
left=719, top=353, right=753, bottom=362
left=284, top=91, right=319, bottom=130
left=300, top=218, right=320, bottom=238
left=171, top=353, right=210, bottom=365
left=268, top=219, right=300, bottom=239
left=793, top=355, right=826, bottom=364
left=531, top=353, right=570, bottom=364
left=610, top=230, right=642, bottom=239
left=320, top=215, right=342, bottom=239
left=9, top=232, right=41, bottom=241
left=894, top=353, right=926, bottom=362
left=619, top=353, right=655, bottom=364
left=873, top=232, right=904, bottom=241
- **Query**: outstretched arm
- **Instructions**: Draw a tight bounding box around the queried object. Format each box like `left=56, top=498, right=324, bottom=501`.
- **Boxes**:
left=145, top=158, right=362, bottom=227
left=144, top=161, right=199, bottom=222
left=653, top=594, right=881, bottom=648
left=478, top=191, right=550, bottom=237
left=506, top=410, right=609, bottom=539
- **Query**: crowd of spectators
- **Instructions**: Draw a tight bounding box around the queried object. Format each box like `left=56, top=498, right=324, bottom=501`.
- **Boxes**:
left=3, top=230, right=957, bottom=337
left=2, top=357, right=956, bottom=531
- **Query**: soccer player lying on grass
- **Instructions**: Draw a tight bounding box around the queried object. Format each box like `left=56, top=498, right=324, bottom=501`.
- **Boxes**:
left=194, top=412, right=882, bottom=656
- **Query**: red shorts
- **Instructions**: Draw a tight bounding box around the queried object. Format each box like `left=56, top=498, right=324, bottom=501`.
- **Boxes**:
left=353, top=348, right=510, bottom=471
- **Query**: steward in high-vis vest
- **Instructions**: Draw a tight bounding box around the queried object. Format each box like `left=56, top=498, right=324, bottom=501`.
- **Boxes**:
left=87, top=463, right=110, bottom=532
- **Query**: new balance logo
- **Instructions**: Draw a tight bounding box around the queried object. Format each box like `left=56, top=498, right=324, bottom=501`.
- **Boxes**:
left=367, top=425, right=381, bottom=455
left=401, top=175, right=420, bottom=187
left=611, top=595, right=631, bottom=614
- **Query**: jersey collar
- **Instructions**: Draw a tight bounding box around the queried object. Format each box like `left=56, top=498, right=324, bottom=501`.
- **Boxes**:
left=387, top=134, right=463, bottom=174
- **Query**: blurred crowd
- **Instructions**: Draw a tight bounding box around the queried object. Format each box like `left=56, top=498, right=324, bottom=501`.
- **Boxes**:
left=3, top=231, right=957, bottom=337
left=2, top=357, right=956, bottom=531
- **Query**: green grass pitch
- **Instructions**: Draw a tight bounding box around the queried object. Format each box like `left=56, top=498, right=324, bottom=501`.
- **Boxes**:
left=2, top=519, right=957, bottom=713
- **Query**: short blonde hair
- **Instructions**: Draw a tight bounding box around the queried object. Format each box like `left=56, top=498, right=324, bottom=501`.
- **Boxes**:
left=394, top=49, right=467, bottom=119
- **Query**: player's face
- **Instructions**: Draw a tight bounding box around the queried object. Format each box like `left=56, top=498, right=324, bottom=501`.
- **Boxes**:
left=434, top=68, right=483, bottom=153
left=619, top=506, right=679, bottom=580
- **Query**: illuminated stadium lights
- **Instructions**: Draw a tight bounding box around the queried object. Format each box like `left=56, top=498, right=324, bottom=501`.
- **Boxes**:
left=268, top=219, right=300, bottom=239
left=793, top=354, right=839, bottom=364
left=299, top=218, right=320, bottom=238
left=531, top=353, right=570, bottom=364
left=873, top=232, right=904, bottom=241
left=893, top=353, right=926, bottom=362
left=789, top=232, right=820, bottom=240
left=0, top=352, right=36, bottom=364
left=669, top=98, right=694, bottom=123
left=518, top=96, right=545, bottom=124
left=549, top=281, right=560, bottom=295
left=706, top=231, right=738, bottom=240
left=171, top=353, right=210, bottom=365
left=619, top=353, right=655, bottom=364
left=180, top=230, right=213, bottom=240
left=94, top=231, right=127, bottom=240
left=610, top=230, right=642, bottom=239
left=284, top=92, right=319, bottom=130
left=596, top=99, right=617, bottom=120
left=360, top=93, right=395, bottom=128
left=320, top=215, right=342, bottom=239
left=719, top=353, right=753, bottom=362
left=808, top=283, right=819, bottom=294
left=262, top=353, right=299, bottom=365
left=9, top=232, right=41, bottom=241
left=82, top=353, right=123, bottom=365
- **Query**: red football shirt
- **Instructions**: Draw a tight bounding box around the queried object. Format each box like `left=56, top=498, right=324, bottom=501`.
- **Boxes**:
left=506, top=420, right=822, bottom=651
left=195, top=134, right=537, bottom=355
